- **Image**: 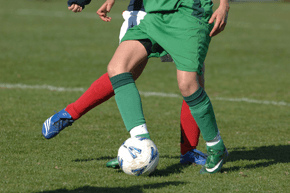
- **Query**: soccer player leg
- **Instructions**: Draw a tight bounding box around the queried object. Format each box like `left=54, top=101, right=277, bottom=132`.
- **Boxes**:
left=107, top=11, right=149, bottom=169
left=43, top=61, right=149, bottom=141
left=106, top=58, right=148, bottom=168
left=43, top=11, right=149, bottom=140
left=180, top=100, right=208, bottom=166
left=108, top=40, right=151, bottom=139
left=177, top=70, right=227, bottom=174
left=163, top=10, right=226, bottom=173
left=179, top=63, right=207, bottom=165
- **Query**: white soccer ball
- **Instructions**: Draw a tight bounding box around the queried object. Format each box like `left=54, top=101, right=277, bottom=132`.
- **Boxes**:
left=117, top=136, right=159, bottom=176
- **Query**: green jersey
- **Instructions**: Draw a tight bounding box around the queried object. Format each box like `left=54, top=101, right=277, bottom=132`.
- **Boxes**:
left=144, top=0, right=213, bottom=23
left=143, top=0, right=181, bottom=12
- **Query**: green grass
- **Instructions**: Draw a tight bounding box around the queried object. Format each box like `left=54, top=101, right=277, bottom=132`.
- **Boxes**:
left=1, top=0, right=290, bottom=192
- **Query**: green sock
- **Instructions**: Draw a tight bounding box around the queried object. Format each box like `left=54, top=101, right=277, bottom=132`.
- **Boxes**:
left=183, top=87, right=219, bottom=142
left=110, top=73, right=146, bottom=132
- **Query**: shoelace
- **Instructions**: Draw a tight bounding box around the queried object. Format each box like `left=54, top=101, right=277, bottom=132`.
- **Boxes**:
left=52, top=113, right=73, bottom=130
left=197, top=152, right=207, bottom=159
left=191, top=150, right=207, bottom=159
left=181, top=150, right=207, bottom=159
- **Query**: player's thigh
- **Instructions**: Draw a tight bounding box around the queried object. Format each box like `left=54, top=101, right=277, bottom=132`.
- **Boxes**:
left=131, top=59, right=148, bottom=80
left=118, top=11, right=148, bottom=79
left=107, top=40, right=148, bottom=78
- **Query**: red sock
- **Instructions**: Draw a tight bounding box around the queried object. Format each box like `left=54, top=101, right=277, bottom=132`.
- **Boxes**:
left=65, top=73, right=114, bottom=120
left=65, top=73, right=200, bottom=154
left=180, top=100, right=200, bottom=155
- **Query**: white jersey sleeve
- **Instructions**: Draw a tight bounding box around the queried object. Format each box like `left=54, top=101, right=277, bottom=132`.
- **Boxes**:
left=119, top=10, right=147, bottom=43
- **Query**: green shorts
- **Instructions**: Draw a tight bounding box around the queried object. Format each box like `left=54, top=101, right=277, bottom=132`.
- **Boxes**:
left=121, top=6, right=213, bottom=75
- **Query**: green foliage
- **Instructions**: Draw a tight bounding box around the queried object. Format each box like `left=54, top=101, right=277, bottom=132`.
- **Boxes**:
left=0, top=0, right=290, bottom=192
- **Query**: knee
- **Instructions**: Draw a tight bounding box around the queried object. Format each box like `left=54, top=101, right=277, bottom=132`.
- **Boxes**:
left=177, top=70, right=200, bottom=97
left=107, top=63, right=117, bottom=78
left=107, top=62, right=127, bottom=78
left=178, top=81, right=199, bottom=97
left=178, top=82, right=191, bottom=97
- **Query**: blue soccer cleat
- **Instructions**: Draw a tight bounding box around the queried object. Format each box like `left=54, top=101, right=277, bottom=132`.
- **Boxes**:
left=180, top=149, right=208, bottom=166
left=42, top=109, right=74, bottom=139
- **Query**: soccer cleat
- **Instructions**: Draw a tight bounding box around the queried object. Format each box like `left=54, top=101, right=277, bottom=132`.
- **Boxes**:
left=200, top=147, right=228, bottom=174
left=106, top=158, right=120, bottom=169
left=180, top=149, right=208, bottom=165
left=42, top=109, right=74, bottom=139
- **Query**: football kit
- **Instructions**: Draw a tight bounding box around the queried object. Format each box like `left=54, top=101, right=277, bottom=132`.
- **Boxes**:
left=41, top=0, right=213, bottom=170
left=122, top=0, right=214, bottom=74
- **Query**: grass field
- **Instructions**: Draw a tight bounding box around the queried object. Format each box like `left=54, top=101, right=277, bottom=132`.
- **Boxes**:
left=1, top=0, right=290, bottom=192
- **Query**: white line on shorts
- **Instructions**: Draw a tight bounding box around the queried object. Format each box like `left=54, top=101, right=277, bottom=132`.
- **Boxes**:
left=1, top=83, right=289, bottom=107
